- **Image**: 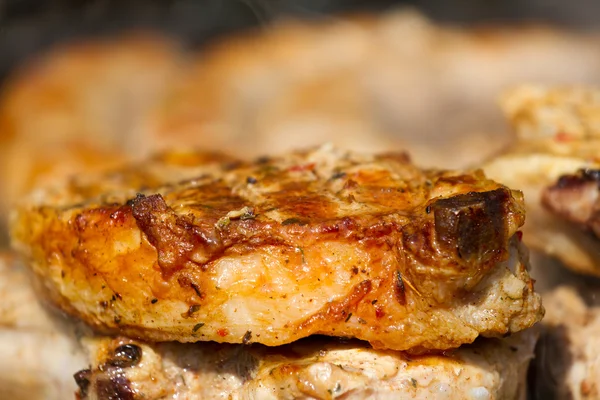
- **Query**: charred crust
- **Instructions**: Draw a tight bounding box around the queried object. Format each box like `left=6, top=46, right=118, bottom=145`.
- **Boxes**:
left=555, top=169, right=600, bottom=189
left=432, top=188, right=510, bottom=265
left=242, top=330, right=252, bottom=344
left=543, top=168, right=600, bottom=235
left=74, top=369, right=92, bottom=398
left=131, top=193, right=223, bottom=275
left=96, top=373, right=135, bottom=400
left=106, top=344, right=142, bottom=369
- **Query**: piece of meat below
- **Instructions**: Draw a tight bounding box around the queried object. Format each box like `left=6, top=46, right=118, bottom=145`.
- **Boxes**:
left=542, top=169, right=600, bottom=239
left=0, top=253, right=87, bottom=400
left=0, top=250, right=539, bottom=400
left=11, top=145, right=543, bottom=352
left=531, top=286, right=600, bottom=399
left=77, top=330, right=537, bottom=400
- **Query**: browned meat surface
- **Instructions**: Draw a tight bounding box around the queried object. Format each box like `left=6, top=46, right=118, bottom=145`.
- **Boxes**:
left=542, top=169, right=600, bottom=238
left=11, top=146, right=543, bottom=352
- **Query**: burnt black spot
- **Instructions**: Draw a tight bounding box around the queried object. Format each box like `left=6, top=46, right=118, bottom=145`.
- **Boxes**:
left=107, top=344, right=142, bottom=368
left=246, top=176, right=258, bottom=184
left=242, top=330, right=252, bottom=344
left=150, top=298, right=158, bottom=304
left=126, top=193, right=145, bottom=207
left=74, top=369, right=91, bottom=397
left=96, top=374, right=135, bottom=400
left=432, top=188, right=510, bottom=264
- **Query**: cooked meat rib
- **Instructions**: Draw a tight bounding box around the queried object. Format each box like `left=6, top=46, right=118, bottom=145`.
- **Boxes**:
left=78, top=331, right=538, bottom=400
left=542, top=169, right=600, bottom=238
left=11, top=146, right=543, bottom=352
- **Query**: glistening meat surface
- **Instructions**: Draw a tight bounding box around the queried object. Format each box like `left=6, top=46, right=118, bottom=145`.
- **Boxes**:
left=11, top=146, right=543, bottom=352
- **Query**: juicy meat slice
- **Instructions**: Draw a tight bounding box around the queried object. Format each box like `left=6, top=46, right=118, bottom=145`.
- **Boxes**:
left=11, top=145, right=543, bottom=352
left=77, top=331, right=538, bottom=400
left=542, top=169, right=600, bottom=238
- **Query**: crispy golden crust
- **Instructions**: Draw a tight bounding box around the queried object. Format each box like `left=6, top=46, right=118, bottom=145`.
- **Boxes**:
left=11, top=146, right=543, bottom=352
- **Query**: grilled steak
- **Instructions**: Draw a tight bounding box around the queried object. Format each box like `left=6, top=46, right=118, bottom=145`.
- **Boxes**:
left=11, top=145, right=543, bottom=352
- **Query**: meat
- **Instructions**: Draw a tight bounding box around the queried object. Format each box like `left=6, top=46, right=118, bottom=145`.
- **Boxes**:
left=11, top=145, right=543, bottom=352
left=484, top=86, right=600, bottom=277
left=0, top=252, right=87, bottom=400
left=0, top=249, right=538, bottom=400
left=542, top=169, right=600, bottom=238
left=77, top=331, right=538, bottom=400
left=532, top=286, right=600, bottom=399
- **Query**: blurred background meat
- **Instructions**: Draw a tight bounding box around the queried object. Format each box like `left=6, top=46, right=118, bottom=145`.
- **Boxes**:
left=1, top=0, right=600, bottom=83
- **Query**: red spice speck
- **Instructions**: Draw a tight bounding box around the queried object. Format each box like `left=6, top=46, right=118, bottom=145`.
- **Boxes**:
left=555, top=132, right=572, bottom=142
left=217, top=328, right=228, bottom=337
left=288, top=163, right=315, bottom=172
left=375, top=306, right=385, bottom=319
